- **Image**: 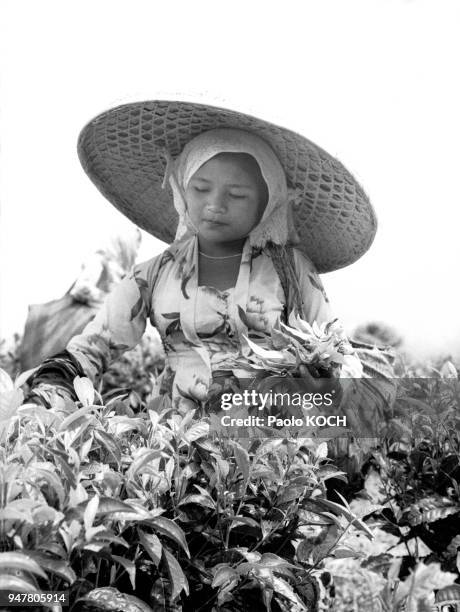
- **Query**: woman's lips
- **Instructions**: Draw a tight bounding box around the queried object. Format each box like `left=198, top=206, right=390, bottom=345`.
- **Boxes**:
left=202, top=219, right=227, bottom=226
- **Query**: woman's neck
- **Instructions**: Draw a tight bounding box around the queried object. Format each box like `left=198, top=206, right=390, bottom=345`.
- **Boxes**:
left=197, top=236, right=246, bottom=257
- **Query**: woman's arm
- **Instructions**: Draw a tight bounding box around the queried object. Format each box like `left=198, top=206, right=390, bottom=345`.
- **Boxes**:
left=291, top=249, right=397, bottom=431
left=66, top=271, right=148, bottom=380
left=28, top=256, right=160, bottom=404
left=291, top=249, right=363, bottom=378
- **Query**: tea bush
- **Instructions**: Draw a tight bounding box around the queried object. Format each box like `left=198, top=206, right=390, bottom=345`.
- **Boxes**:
left=0, top=340, right=459, bottom=611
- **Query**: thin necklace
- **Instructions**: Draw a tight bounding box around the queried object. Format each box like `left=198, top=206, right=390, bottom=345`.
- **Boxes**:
left=199, top=251, right=242, bottom=260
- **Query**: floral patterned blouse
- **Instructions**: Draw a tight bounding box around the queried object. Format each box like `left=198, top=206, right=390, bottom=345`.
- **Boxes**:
left=66, top=235, right=361, bottom=409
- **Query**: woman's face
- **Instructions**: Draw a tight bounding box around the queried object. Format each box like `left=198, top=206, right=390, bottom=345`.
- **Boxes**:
left=185, top=153, right=269, bottom=245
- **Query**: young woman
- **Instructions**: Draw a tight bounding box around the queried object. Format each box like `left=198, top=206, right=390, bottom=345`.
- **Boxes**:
left=30, top=101, right=394, bottom=420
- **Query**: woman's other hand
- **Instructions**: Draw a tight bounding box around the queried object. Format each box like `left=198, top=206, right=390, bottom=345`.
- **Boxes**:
left=297, top=364, right=342, bottom=400
left=254, top=365, right=343, bottom=420
left=27, top=382, right=73, bottom=409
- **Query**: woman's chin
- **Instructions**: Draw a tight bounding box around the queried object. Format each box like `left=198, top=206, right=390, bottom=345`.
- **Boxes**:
left=198, top=227, right=242, bottom=244
left=197, top=238, right=248, bottom=259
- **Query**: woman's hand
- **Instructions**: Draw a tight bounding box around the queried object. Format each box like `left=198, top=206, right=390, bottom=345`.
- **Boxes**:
left=253, top=365, right=343, bottom=420
left=27, top=382, right=73, bottom=409
left=297, top=364, right=342, bottom=400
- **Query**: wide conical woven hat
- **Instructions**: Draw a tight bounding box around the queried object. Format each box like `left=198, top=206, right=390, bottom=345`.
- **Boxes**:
left=78, top=100, right=377, bottom=273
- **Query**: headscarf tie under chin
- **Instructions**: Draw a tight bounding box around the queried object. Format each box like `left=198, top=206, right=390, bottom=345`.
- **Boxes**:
left=162, top=128, right=299, bottom=248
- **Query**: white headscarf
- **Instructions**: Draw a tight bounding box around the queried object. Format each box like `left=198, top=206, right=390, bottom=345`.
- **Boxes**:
left=166, top=128, right=298, bottom=248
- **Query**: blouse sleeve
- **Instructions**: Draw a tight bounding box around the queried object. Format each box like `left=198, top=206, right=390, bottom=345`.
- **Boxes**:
left=291, top=249, right=363, bottom=378
left=29, top=255, right=160, bottom=398
left=66, top=270, right=148, bottom=382
left=291, top=249, right=333, bottom=327
left=291, top=249, right=397, bottom=431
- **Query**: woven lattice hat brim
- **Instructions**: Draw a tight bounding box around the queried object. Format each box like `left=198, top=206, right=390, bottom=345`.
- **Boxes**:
left=78, top=100, right=377, bottom=273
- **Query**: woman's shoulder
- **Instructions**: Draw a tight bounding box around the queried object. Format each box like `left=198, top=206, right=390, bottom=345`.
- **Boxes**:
left=129, top=247, right=176, bottom=295
left=262, top=244, right=317, bottom=271
left=133, top=243, right=185, bottom=276
left=134, top=248, right=174, bottom=275
left=133, top=235, right=194, bottom=276
left=258, top=244, right=319, bottom=284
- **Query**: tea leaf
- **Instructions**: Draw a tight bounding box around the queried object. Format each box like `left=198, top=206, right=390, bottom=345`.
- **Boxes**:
left=138, top=530, right=162, bottom=566
left=26, top=551, right=76, bottom=585
left=84, top=494, right=100, bottom=533
left=312, top=497, right=355, bottom=521
left=98, top=498, right=138, bottom=516
left=395, top=562, right=457, bottom=604
left=214, top=456, right=230, bottom=482
left=30, top=466, right=66, bottom=508
left=193, top=484, right=217, bottom=506
left=260, top=553, right=297, bottom=569
left=77, top=586, right=154, bottom=611
left=163, top=548, right=189, bottom=600
left=232, top=441, right=250, bottom=482
left=80, top=435, right=94, bottom=461
left=0, top=503, right=34, bottom=523
left=43, top=447, right=77, bottom=487
left=228, top=516, right=260, bottom=530
left=272, top=576, right=307, bottom=610
left=58, top=406, right=94, bottom=432
left=238, top=550, right=261, bottom=563
left=278, top=485, right=306, bottom=504
left=0, top=388, right=23, bottom=422
left=237, top=306, right=251, bottom=328
left=94, top=429, right=122, bottom=464
left=212, top=565, right=239, bottom=588
left=73, top=376, right=95, bottom=407
left=0, top=551, right=47, bottom=579
left=127, top=449, right=161, bottom=480
left=183, top=421, right=209, bottom=442
left=195, top=439, right=220, bottom=453
left=315, top=442, right=328, bottom=459
left=333, top=547, right=361, bottom=559
left=164, top=457, right=175, bottom=487
left=0, top=574, right=41, bottom=595
left=111, top=555, right=137, bottom=590
left=177, top=494, right=215, bottom=510
left=90, top=530, right=129, bottom=548
left=0, top=367, right=14, bottom=393
left=151, top=517, right=190, bottom=558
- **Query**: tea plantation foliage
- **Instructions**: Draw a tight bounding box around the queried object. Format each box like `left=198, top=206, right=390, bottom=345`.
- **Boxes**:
left=0, top=337, right=459, bottom=611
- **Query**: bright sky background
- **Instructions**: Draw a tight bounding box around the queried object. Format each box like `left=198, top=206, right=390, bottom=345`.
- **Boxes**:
left=1, top=0, right=459, bottom=360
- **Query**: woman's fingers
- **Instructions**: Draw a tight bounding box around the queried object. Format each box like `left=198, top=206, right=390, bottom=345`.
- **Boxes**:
left=297, top=365, right=343, bottom=400
left=298, top=364, right=309, bottom=378
left=298, top=364, right=325, bottom=392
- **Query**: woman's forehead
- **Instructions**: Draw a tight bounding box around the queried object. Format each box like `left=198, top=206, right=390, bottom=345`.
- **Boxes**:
left=192, top=152, right=266, bottom=185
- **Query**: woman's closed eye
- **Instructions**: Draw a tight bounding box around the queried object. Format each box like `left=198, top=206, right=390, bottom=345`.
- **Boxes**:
left=229, top=192, right=247, bottom=199
left=192, top=185, right=247, bottom=199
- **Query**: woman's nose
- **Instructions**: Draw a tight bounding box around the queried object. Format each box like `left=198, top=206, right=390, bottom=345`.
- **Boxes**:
left=205, top=191, right=226, bottom=213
